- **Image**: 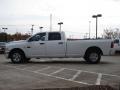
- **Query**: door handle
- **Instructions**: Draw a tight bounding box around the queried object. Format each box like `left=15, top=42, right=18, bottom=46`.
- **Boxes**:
left=27, top=46, right=31, bottom=48
left=40, top=43, right=45, bottom=45
left=58, top=42, right=63, bottom=44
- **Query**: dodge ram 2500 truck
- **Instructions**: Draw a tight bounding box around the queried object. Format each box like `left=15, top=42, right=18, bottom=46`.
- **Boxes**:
left=5, top=31, right=113, bottom=64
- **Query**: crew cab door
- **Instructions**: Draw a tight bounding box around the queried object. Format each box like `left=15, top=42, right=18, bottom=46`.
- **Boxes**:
left=46, top=32, right=65, bottom=57
left=26, top=33, right=46, bottom=57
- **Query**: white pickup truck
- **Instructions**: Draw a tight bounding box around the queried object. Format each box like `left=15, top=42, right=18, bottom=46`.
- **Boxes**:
left=5, top=31, right=113, bottom=64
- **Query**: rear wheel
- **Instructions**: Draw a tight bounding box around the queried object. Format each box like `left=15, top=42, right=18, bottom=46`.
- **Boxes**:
left=84, top=50, right=101, bottom=64
left=10, top=50, right=25, bottom=64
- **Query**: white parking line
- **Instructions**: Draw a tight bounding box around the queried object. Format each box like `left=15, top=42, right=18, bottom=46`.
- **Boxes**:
left=3, top=64, right=120, bottom=86
left=34, top=66, right=51, bottom=73
left=36, top=72, right=92, bottom=85
left=53, top=66, right=120, bottom=78
left=52, top=66, right=99, bottom=74
left=96, top=73, right=102, bottom=85
left=4, top=65, right=92, bottom=85
left=102, top=73, right=120, bottom=77
left=50, top=68, right=65, bottom=75
left=70, top=70, right=82, bottom=80
left=21, top=66, right=38, bottom=70
left=5, top=64, right=120, bottom=78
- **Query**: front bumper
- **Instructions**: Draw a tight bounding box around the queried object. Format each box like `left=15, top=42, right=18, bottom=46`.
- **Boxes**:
left=4, top=51, right=10, bottom=58
left=0, top=47, right=5, bottom=52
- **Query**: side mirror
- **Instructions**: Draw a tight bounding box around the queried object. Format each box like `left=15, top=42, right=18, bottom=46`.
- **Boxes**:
left=28, top=38, right=32, bottom=42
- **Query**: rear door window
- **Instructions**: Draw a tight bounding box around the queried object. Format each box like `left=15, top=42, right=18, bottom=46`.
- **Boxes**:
left=48, top=32, right=61, bottom=40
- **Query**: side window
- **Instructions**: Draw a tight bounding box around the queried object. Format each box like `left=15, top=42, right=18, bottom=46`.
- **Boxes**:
left=48, top=32, right=61, bottom=40
left=29, top=33, right=46, bottom=41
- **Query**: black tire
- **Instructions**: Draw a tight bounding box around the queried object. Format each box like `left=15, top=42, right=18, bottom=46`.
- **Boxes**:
left=10, top=50, right=25, bottom=64
left=84, top=50, right=101, bottom=64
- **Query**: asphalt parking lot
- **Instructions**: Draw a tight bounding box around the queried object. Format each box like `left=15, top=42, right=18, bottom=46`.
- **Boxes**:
left=0, top=54, right=120, bottom=90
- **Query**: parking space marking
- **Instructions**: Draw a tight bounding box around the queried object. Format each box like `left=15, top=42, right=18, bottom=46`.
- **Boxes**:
left=6, top=64, right=28, bottom=68
left=34, top=66, right=51, bottom=73
left=54, top=66, right=120, bottom=78
left=96, top=73, right=102, bottom=85
left=22, top=66, right=40, bottom=70
left=54, top=66, right=99, bottom=74
left=4, top=65, right=92, bottom=85
left=6, top=64, right=120, bottom=78
left=37, top=72, right=92, bottom=85
left=50, top=68, right=65, bottom=75
left=21, top=65, right=47, bottom=71
left=52, top=69, right=78, bottom=79
left=102, top=73, right=120, bottom=78
left=36, top=67, right=63, bottom=74
left=70, top=70, right=82, bottom=80
left=74, top=72, right=98, bottom=84
left=3, top=64, right=120, bottom=86
left=101, top=74, right=120, bottom=86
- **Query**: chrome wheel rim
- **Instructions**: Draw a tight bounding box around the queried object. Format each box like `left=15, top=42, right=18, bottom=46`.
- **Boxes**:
left=12, top=53, right=21, bottom=62
left=89, top=53, right=98, bottom=62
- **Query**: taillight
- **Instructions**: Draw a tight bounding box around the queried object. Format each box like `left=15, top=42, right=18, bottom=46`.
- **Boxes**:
left=111, top=41, right=114, bottom=48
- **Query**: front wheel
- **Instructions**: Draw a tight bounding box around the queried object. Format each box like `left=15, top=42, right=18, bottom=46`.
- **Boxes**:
left=10, top=50, right=25, bottom=64
left=84, top=50, right=101, bottom=64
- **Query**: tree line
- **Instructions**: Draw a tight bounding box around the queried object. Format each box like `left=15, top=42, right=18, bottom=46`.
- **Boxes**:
left=0, top=32, right=31, bottom=42
left=0, top=28, right=120, bottom=42
left=103, top=28, right=120, bottom=39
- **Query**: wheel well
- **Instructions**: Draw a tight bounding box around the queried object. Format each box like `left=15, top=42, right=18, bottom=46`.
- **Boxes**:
left=9, top=48, right=25, bottom=58
left=84, top=46, right=103, bottom=57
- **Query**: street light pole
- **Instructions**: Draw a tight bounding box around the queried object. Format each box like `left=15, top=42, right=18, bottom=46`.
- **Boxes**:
left=92, top=14, right=102, bottom=39
left=31, top=24, right=34, bottom=35
left=96, top=17, right=98, bottom=39
left=2, top=27, right=8, bottom=32
left=39, top=27, right=43, bottom=32
left=89, top=21, right=91, bottom=39
left=50, top=14, right=52, bottom=31
left=58, top=22, right=63, bottom=31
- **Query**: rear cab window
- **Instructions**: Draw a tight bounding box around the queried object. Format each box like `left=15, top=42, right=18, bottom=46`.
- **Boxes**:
left=48, top=32, right=61, bottom=40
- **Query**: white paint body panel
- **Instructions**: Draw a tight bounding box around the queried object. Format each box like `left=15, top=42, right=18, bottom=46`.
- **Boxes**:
left=46, top=40, right=65, bottom=57
left=66, top=40, right=112, bottom=57
left=26, top=41, right=46, bottom=57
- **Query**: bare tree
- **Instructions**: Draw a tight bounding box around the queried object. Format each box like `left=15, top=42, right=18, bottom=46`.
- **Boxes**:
left=103, top=28, right=120, bottom=39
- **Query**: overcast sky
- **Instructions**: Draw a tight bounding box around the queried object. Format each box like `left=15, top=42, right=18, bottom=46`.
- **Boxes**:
left=0, top=0, right=120, bottom=37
